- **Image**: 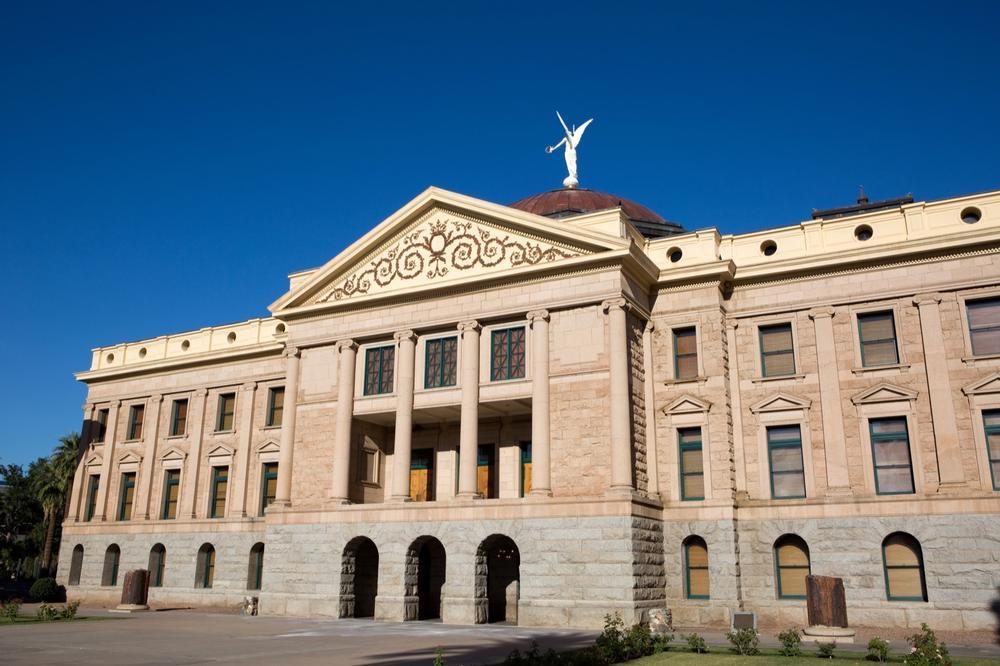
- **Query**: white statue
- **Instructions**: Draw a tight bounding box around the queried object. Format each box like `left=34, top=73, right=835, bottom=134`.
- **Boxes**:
left=545, top=111, right=593, bottom=189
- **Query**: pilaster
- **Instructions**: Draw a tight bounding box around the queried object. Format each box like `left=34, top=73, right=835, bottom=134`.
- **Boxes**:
left=808, top=307, right=851, bottom=494
left=331, top=340, right=357, bottom=503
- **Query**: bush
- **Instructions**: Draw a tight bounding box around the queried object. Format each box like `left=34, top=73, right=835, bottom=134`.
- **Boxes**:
left=904, top=623, right=952, bottom=666
left=684, top=633, right=709, bottom=654
left=867, top=636, right=890, bottom=662
left=29, top=577, right=66, bottom=602
left=502, top=641, right=604, bottom=666
left=595, top=614, right=629, bottom=663
left=623, top=622, right=654, bottom=659
left=727, top=627, right=760, bottom=656
left=817, top=642, right=837, bottom=659
left=59, top=600, right=80, bottom=620
left=778, top=628, right=802, bottom=657
left=651, top=631, right=674, bottom=654
left=36, top=603, right=60, bottom=622
left=1, top=599, right=21, bottom=622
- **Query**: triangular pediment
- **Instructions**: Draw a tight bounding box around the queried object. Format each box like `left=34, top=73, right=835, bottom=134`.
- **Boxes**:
left=206, top=445, right=234, bottom=460
left=270, top=188, right=628, bottom=312
left=85, top=453, right=102, bottom=468
left=255, top=440, right=280, bottom=455
left=851, top=383, right=918, bottom=405
left=664, top=394, right=711, bottom=415
left=749, top=392, right=811, bottom=414
left=117, top=451, right=142, bottom=465
left=963, top=372, right=1000, bottom=396
left=160, top=447, right=186, bottom=463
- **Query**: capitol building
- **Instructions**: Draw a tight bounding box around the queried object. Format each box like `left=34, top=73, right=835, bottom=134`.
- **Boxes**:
left=58, top=177, right=1000, bottom=630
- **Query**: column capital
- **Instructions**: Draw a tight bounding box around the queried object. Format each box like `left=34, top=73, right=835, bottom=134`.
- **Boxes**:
left=150, top=393, right=164, bottom=403
left=913, top=292, right=944, bottom=307
left=335, top=338, right=358, bottom=353
left=457, top=320, right=481, bottom=333
left=82, top=403, right=94, bottom=414
left=527, top=309, right=550, bottom=323
left=725, top=319, right=739, bottom=331
left=393, top=329, right=417, bottom=343
left=193, top=388, right=208, bottom=398
left=644, top=320, right=655, bottom=334
left=240, top=382, right=257, bottom=393
left=808, top=306, right=836, bottom=320
left=601, top=297, right=629, bottom=314
left=283, top=345, right=301, bottom=359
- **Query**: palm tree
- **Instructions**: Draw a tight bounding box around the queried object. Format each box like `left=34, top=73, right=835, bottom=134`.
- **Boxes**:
left=30, top=458, right=63, bottom=576
left=52, top=433, right=81, bottom=516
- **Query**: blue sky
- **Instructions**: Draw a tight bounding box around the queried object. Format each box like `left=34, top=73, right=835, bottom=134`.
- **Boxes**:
left=2, top=1, right=998, bottom=468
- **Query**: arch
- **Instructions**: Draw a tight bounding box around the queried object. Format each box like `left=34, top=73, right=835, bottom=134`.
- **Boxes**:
left=149, top=543, right=166, bottom=587
left=340, top=537, right=379, bottom=618
left=882, top=532, right=927, bottom=602
left=774, top=534, right=810, bottom=599
left=68, top=545, right=84, bottom=586
left=101, top=544, right=121, bottom=586
left=683, top=535, right=709, bottom=599
left=248, top=542, right=265, bottom=591
left=195, top=543, right=216, bottom=589
left=475, top=534, right=520, bottom=624
left=405, top=535, right=446, bottom=620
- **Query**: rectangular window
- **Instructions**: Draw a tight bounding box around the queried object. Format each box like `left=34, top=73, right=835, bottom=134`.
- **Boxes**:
left=520, top=442, right=532, bottom=497
left=363, top=345, right=395, bottom=395
left=118, top=472, right=136, bottom=521
left=673, top=327, right=698, bottom=380
left=210, top=466, right=228, bottom=518
left=409, top=449, right=435, bottom=502
left=678, top=427, right=705, bottom=501
left=216, top=393, right=236, bottom=432
left=759, top=323, right=795, bottom=377
left=491, top=327, right=526, bottom=381
left=477, top=444, right=496, bottom=499
left=858, top=311, right=899, bottom=367
left=869, top=417, right=915, bottom=495
left=161, top=470, right=180, bottom=519
left=767, top=425, right=806, bottom=499
left=260, top=462, right=278, bottom=514
left=266, top=387, right=284, bottom=427
left=94, top=409, right=109, bottom=443
left=425, top=336, right=458, bottom=389
left=169, top=399, right=188, bottom=437
left=359, top=448, right=378, bottom=485
left=85, top=475, right=100, bottom=521
left=127, top=404, right=145, bottom=440
left=984, top=410, right=1000, bottom=491
left=967, top=297, right=1000, bottom=356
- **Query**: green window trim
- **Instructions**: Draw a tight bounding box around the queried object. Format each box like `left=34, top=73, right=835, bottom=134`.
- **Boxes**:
left=150, top=546, right=166, bottom=587
left=108, top=549, right=120, bottom=586
left=967, top=297, right=1000, bottom=357
left=767, top=426, right=806, bottom=500
left=161, top=469, right=181, bottom=520
left=678, top=428, right=705, bottom=501
left=199, top=547, right=216, bottom=588
left=424, top=336, right=458, bottom=389
left=869, top=418, right=915, bottom=496
left=858, top=311, right=900, bottom=367
left=117, top=472, right=136, bottom=521
left=759, top=323, right=796, bottom=378
left=363, top=345, right=395, bottom=396
left=519, top=441, right=532, bottom=498
left=490, top=327, right=526, bottom=382
left=209, top=466, right=228, bottom=518
left=169, top=399, right=188, bottom=437
left=215, top=393, right=236, bottom=432
left=882, top=534, right=928, bottom=602
left=683, top=538, right=710, bottom=600
left=774, top=538, right=811, bottom=600
left=672, top=327, right=698, bottom=380
left=266, top=387, right=284, bottom=427
left=249, top=544, right=264, bottom=591
left=85, top=475, right=100, bottom=521
left=260, top=463, right=279, bottom=515
left=127, top=404, right=145, bottom=440
left=984, top=409, right=1000, bottom=491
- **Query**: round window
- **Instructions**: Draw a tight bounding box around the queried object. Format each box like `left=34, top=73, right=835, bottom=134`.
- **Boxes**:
left=961, top=207, right=982, bottom=224
left=760, top=240, right=777, bottom=256
left=668, top=247, right=683, bottom=263
left=854, top=225, right=873, bottom=241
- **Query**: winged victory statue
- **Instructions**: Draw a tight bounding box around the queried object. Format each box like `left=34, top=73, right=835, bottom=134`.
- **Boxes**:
left=545, top=111, right=594, bottom=189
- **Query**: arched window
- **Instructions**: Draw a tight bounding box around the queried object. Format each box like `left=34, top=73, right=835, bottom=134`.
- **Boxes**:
left=774, top=535, right=810, bottom=599
left=882, top=533, right=927, bottom=602
left=683, top=536, right=709, bottom=599
left=247, top=542, right=264, bottom=591
left=102, top=544, right=121, bottom=587
left=149, top=544, right=166, bottom=587
left=68, top=545, right=84, bottom=585
left=196, top=544, right=216, bottom=589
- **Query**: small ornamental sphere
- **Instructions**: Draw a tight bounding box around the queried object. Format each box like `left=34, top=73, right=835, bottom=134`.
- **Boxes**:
left=563, top=175, right=579, bottom=188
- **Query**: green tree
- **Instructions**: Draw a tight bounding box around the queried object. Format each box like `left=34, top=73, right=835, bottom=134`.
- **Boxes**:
left=0, top=464, right=43, bottom=580
left=30, top=433, right=81, bottom=577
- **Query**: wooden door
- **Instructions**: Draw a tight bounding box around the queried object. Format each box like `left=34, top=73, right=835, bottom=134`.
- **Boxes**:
left=410, top=449, right=435, bottom=502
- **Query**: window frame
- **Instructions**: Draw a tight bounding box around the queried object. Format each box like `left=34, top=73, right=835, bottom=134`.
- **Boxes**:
left=672, top=326, right=700, bottom=381
left=265, top=387, right=284, bottom=427
left=424, top=335, right=458, bottom=389
left=774, top=535, right=811, bottom=600
left=94, top=408, right=109, bottom=443
left=869, top=417, right=916, bottom=496
left=84, top=474, right=100, bottom=521
left=209, top=466, right=229, bottom=519
left=259, top=462, right=278, bottom=515
left=476, top=443, right=497, bottom=499
left=102, top=545, right=121, bottom=587
left=519, top=441, right=532, bottom=498
left=248, top=543, right=265, bottom=591
left=758, top=321, right=797, bottom=378
left=197, top=545, right=216, bottom=589
left=169, top=398, right=188, bottom=437
left=126, top=403, right=145, bottom=441
left=857, top=310, right=901, bottom=368
left=489, top=326, right=527, bottom=382
left=161, top=469, right=181, bottom=520
left=683, top=536, right=710, bottom=600
left=882, top=533, right=928, bottom=602
left=362, top=344, right=396, bottom=396
left=149, top=544, right=166, bottom=587
left=678, top=427, right=705, bottom=501
left=117, top=471, right=136, bottom=521
left=215, top=393, right=236, bottom=432
left=965, top=295, right=1000, bottom=357
left=767, top=425, right=807, bottom=500
left=984, top=409, right=1000, bottom=491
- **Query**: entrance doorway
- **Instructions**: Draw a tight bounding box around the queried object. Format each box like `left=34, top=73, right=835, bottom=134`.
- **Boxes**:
left=405, top=535, right=446, bottom=620
left=476, top=534, right=520, bottom=624
left=341, top=537, right=379, bottom=618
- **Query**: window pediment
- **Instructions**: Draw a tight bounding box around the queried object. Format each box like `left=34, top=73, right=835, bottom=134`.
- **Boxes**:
left=851, top=383, right=918, bottom=405
left=85, top=453, right=102, bottom=469
left=962, top=372, right=1000, bottom=396
left=206, top=444, right=235, bottom=465
left=749, top=393, right=811, bottom=414
left=160, top=447, right=186, bottom=470
left=255, top=440, right=280, bottom=455
left=664, top=394, right=711, bottom=415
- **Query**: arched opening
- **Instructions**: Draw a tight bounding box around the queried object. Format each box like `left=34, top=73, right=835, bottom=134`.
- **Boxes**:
left=882, top=532, right=927, bottom=602
left=149, top=544, right=166, bottom=587
left=195, top=543, right=216, bottom=589
left=68, top=545, right=84, bottom=585
left=340, top=537, right=379, bottom=618
left=774, top=534, right=810, bottom=599
left=475, top=534, right=520, bottom=624
left=683, top=535, right=709, bottom=599
left=405, top=536, right=445, bottom=620
left=102, top=544, right=121, bottom=586
left=248, top=542, right=265, bottom=591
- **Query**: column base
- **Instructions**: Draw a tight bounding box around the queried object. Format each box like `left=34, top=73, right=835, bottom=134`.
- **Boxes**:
left=328, top=496, right=352, bottom=505
left=528, top=488, right=553, bottom=498
left=936, top=481, right=967, bottom=493
left=605, top=485, right=636, bottom=498
left=825, top=486, right=853, bottom=497
left=455, top=492, right=482, bottom=500
left=388, top=495, right=413, bottom=503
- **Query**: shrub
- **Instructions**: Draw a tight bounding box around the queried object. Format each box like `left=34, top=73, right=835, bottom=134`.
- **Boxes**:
left=36, top=603, right=60, bottom=622
left=904, top=623, right=952, bottom=666
left=1, top=599, right=21, bottom=622
left=595, top=613, right=627, bottom=663
left=817, top=642, right=837, bottom=659
left=651, top=631, right=674, bottom=654
left=727, top=627, right=760, bottom=656
left=778, top=628, right=802, bottom=657
left=684, top=633, right=709, bottom=654
left=623, top=622, right=655, bottom=659
left=29, top=577, right=66, bottom=602
left=433, top=646, right=445, bottom=666
left=867, top=636, right=890, bottom=662
left=59, top=600, right=80, bottom=620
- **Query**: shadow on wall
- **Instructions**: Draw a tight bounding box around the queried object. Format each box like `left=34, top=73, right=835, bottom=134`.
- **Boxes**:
left=991, top=587, right=1000, bottom=645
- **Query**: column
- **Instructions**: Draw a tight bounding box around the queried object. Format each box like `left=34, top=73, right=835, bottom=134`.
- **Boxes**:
left=914, top=293, right=966, bottom=486
left=456, top=321, right=481, bottom=499
left=93, top=400, right=120, bottom=521
left=642, top=321, right=661, bottom=499
left=67, top=403, right=94, bottom=522
left=526, top=310, right=552, bottom=497
left=808, top=307, right=851, bottom=493
left=331, top=340, right=357, bottom=503
left=181, top=389, right=209, bottom=518
left=274, top=347, right=301, bottom=506
left=136, top=394, right=164, bottom=519
left=229, top=382, right=257, bottom=517
left=603, top=298, right=634, bottom=495
left=390, top=331, right=417, bottom=502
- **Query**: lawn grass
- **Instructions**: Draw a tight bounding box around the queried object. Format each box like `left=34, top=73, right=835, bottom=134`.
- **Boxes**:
left=0, top=615, right=120, bottom=626
left=630, top=648, right=1000, bottom=666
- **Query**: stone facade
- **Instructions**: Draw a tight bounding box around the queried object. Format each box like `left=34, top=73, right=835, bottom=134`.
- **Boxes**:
left=58, top=186, right=1000, bottom=631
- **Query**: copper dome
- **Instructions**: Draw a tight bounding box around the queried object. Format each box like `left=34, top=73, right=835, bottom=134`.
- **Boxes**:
left=508, top=188, right=683, bottom=238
